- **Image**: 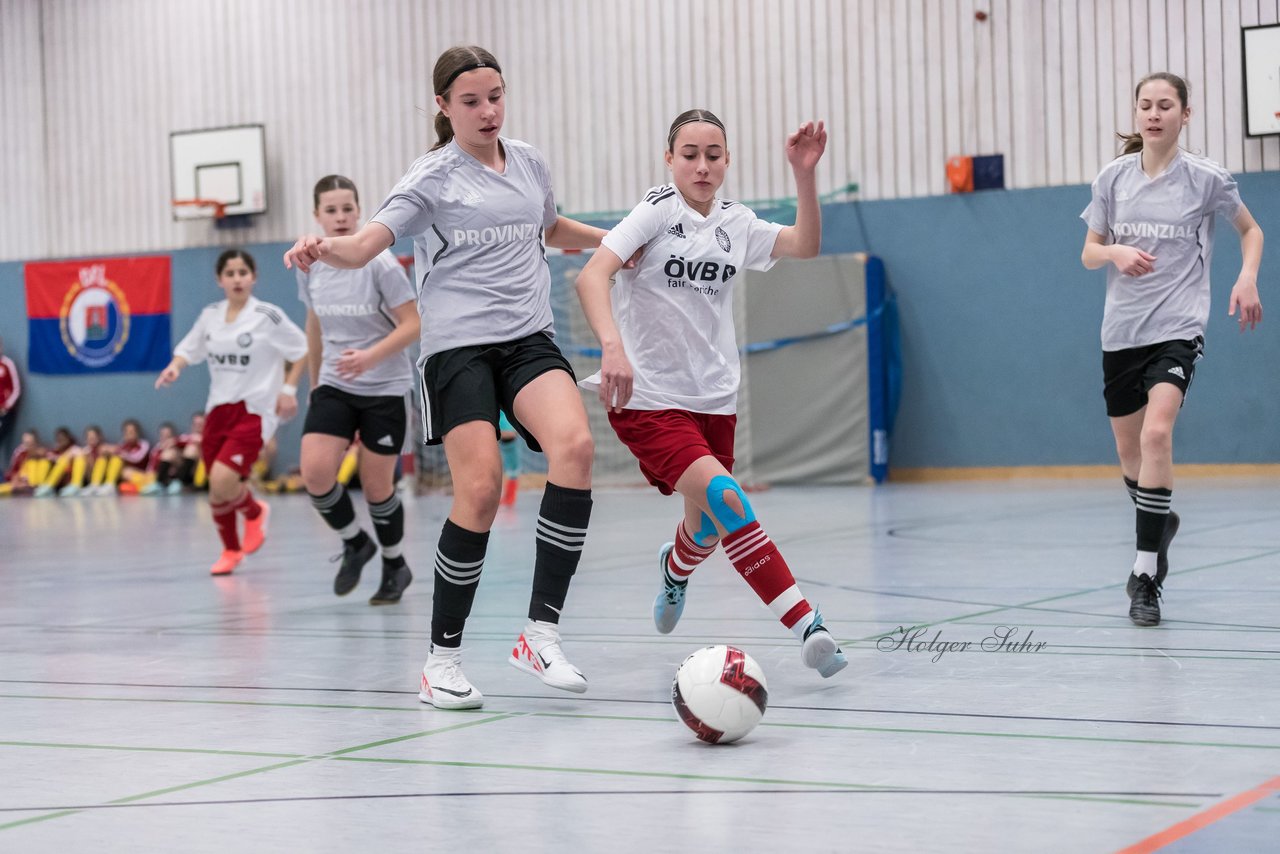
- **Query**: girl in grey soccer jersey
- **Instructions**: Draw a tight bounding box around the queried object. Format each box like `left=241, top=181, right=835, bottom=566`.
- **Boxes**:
left=575, top=110, right=848, bottom=680
left=297, top=175, right=420, bottom=606
left=1081, top=72, right=1264, bottom=627
left=285, top=46, right=610, bottom=710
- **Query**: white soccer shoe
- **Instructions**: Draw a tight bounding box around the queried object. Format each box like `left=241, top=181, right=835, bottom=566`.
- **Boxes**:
left=509, top=620, right=587, bottom=693
left=418, top=647, right=484, bottom=710
left=801, top=610, right=849, bottom=678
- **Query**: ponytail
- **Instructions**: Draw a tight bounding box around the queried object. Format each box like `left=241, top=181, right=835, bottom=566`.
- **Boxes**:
left=1116, top=131, right=1144, bottom=155
left=431, top=111, right=454, bottom=152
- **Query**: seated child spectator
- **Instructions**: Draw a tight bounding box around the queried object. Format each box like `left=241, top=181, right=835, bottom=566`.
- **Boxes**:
left=1, top=429, right=45, bottom=496
left=95, top=418, right=151, bottom=495
left=35, top=425, right=100, bottom=497
left=177, top=412, right=206, bottom=490
left=141, top=422, right=183, bottom=495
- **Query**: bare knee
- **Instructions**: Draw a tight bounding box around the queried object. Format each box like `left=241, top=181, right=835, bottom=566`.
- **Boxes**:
left=544, top=428, right=593, bottom=486
left=1139, top=422, right=1173, bottom=459
left=453, top=471, right=502, bottom=520
left=300, top=464, right=336, bottom=496
left=208, top=472, right=241, bottom=503
left=559, top=429, right=594, bottom=470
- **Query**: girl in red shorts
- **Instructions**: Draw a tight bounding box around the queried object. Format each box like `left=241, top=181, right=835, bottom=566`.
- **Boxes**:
left=156, top=249, right=308, bottom=575
left=576, top=110, right=847, bottom=678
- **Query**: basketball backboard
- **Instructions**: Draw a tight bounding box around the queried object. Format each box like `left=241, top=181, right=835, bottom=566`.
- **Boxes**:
left=169, top=124, right=267, bottom=219
left=1243, top=24, right=1280, bottom=138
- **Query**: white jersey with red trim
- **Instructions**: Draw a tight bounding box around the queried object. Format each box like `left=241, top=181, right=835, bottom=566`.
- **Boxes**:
left=174, top=297, right=308, bottom=441
left=580, top=186, right=783, bottom=414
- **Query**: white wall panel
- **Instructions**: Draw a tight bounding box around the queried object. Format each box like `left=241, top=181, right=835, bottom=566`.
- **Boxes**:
left=1, top=0, right=1278, bottom=262
left=0, top=0, right=47, bottom=260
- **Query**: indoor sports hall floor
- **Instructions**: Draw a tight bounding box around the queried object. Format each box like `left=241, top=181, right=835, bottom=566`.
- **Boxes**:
left=2, top=477, right=1278, bottom=852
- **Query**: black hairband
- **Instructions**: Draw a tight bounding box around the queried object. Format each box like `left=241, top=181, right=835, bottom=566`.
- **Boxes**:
left=441, top=60, right=502, bottom=93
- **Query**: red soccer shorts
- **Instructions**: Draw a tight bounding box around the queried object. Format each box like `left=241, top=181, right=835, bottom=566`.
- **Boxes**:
left=201, top=401, right=263, bottom=479
left=608, top=408, right=736, bottom=496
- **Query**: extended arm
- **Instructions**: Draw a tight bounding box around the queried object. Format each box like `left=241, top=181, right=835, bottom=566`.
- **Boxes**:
left=283, top=222, right=395, bottom=273
left=771, top=121, right=826, bottom=259
left=546, top=216, right=608, bottom=251
left=574, top=248, right=632, bottom=412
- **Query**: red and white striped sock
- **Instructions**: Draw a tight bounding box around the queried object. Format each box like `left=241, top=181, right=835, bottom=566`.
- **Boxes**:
left=230, top=486, right=262, bottom=520
left=665, top=521, right=716, bottom=586
left=721, top=521, right=814, bottom=636
left=210, top=499, right=241, bottom=551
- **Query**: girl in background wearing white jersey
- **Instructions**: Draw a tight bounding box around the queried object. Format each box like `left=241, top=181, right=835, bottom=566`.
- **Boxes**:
left=575, top=110, right=848, bottom=679
left=299, top=175, right=420, bottom=606
left=1081, top=73, right=1263, bottom=627
left=285, top=46, right=608, bottom=709
left=157, top=250, right=309, bottom=576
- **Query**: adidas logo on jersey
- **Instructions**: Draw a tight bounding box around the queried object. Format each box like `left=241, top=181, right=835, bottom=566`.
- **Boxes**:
left=667, top=223, right=686, bottom=238
left=377, top=435, right=395, bottom=447
left=230, top=454, right=244, bottom=465
left=1167, top=366, right=1186, bottom=379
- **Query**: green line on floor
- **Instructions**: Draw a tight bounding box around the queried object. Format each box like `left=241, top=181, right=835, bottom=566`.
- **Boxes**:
left=0, top=714, right=517, bottom=832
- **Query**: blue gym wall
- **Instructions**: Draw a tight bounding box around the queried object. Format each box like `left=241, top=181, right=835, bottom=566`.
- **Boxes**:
left=2, top=172, right=1277, bottom=471
left=818, top=170, right=1280, bottom=468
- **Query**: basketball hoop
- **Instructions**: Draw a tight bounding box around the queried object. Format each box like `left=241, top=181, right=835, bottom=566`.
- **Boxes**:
left=172, top=198, right=228, bottom=220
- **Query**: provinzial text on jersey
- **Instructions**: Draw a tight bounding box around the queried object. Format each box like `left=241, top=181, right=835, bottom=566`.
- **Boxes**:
left=314, top=304, right=378, bottom=317
left=452, top=223, right=540, bottom=245
left=1113, top=222, right=1195, bottom=239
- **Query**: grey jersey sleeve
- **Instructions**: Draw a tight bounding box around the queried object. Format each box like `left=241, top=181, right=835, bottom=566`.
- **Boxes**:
left=295, top=268, right=313, bottom=310
left=1081, top=172, right=1113, bottom=236
left=371, top=155, right=438, bottom=240
left=536, top=153, right=558, bottom=230
left=370, top=252, right=416, bottom=307
left=1208, top=170, right=1243, bottom=220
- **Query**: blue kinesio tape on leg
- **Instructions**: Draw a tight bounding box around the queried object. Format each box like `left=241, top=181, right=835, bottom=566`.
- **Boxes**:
left=693, top=512, right=718, bottom=547
left=705, top=475, right=755, bottom=535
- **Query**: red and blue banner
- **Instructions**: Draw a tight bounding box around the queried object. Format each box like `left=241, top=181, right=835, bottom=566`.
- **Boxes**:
left=25, top=257, right=171, bottom=374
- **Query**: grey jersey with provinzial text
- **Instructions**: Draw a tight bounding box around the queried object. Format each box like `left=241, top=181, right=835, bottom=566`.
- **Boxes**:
left=1081, top=150, right=1242, bottom=351
left=296, top=250, right=416, bottom=396
left=370, top=138, right=559, bottom=360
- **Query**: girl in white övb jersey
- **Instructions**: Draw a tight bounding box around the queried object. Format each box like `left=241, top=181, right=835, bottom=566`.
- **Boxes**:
left=576, top=109, right=848, bottom=678
left=1081, top=72, right=1263, bottom=627
left=285, top=46, right=611, bottom=709
left=157, top=249, right=309, bottom=577
left=298, top=174, right=420, bottom=606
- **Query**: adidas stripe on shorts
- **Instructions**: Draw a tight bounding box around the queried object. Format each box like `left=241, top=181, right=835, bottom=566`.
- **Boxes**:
left=1102, top=336, right=1203, bottom=418
left=303, top=384, right=409, bottom=456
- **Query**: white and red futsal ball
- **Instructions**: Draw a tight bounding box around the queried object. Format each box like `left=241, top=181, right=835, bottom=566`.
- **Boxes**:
left=671, top=645, right=769, bottom=744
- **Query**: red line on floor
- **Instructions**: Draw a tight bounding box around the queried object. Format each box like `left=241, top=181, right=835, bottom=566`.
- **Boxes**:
left=1116, top=775, right=1280, bottom=854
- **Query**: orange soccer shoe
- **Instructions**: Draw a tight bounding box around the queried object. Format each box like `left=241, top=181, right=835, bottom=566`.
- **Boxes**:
left=210, top=549, right=244, bottom=576
left=241, top=502, right=270, bottom=554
